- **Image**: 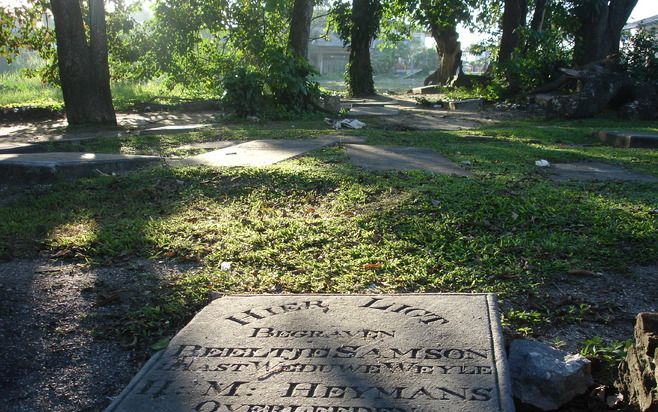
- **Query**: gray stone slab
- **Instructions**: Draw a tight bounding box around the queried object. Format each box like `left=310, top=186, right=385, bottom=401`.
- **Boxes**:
left=348, top=106, right=401, bottom=116
left=139, top=124, right=214, bottom=136
left=346, top=144, right=471, bottom=176
left=0, top=152, right=160, bottom=184
left=174, top=141, right=237, bottom=151
left=0, top=142, right=40, bottom=154
left=594, top=131, right=658, bottom=148
left=412, top=85, right=442, bottom=95
left=106, top=294, right=513, bottom=412
left=549, top=162, right=658, bottom=182
left=183, top=138, right=335, bottom=168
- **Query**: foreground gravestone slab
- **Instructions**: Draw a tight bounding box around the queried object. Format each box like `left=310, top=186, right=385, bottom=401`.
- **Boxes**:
left=346, top=144, right=471, bottom=176
left=182, top=138, right=335, bottom=168
left=594, top=131, right=658, bottom=148
left=549, top=162, right=658, bottom=182
left=107, top=294, right=513, bottom=412
left=0, top=152, right=160, bottom=184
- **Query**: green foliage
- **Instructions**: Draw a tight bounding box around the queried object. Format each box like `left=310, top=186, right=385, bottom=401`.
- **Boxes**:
left=262, top=47, right=320, bottom=113
left=221, top=48, right=319, bottom=117
left=621, top=28, right=658, bottom=84
left=580, top=336, right=631, bottom=367
left=221, top=68, right=265, bottom=117
left=491, top=26, right=572, bottom=96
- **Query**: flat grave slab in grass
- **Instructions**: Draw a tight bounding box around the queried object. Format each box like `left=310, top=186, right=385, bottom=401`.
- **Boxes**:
left=549, top=162, right=658, bottom=183
left=346, top=144, right=472, bottom=176
left=0, top=152, right=160, bottom=184
left=173, top=141, right=237, bottom=152
left=594, top=131, right=658, bottom=148
left=106, top=294, right=513, bottom=412
left=347, top=106, right=402, bottom=116
left=139, top=124, right=214, bottom=136
left=0, top=142, right=40, bottom=154
left=181, top=138, right=335, bottom=168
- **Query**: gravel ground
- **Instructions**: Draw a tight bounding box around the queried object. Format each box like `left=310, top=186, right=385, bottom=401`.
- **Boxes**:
left=0, top=258, right=655, bottom=411
left=0, top=258, right=196, bottom=412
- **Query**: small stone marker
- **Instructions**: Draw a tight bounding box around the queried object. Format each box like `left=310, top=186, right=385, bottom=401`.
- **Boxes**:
left=346, top=144, right=471, bottom=176
left=594, top=131, right=658, bottom=149
left=549, top=162, right=658, bottom=182
left=0, top=152, right=160, bottom=184
left=447, top=99, right=483, bottom=111
left=107, top=294, right=513, bottom=412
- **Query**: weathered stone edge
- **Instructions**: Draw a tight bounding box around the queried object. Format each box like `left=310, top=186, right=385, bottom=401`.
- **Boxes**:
left=104, top=350, right=164, bottom=412
left=486, top=293, right=516, bottom=412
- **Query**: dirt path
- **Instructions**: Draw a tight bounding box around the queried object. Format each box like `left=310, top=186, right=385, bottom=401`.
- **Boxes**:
left=0, top=258, right=197, bottom=412
left=0, top=111, right=222, bottom=144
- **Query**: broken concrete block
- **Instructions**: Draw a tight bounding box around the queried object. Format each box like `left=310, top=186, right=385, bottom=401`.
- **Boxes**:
left=509, top=339, right=593, bottom=410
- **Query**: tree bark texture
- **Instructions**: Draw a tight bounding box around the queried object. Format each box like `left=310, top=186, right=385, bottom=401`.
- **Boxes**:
left=498, top=0, right=528, bottom=65
left=50, top=0, right=116, bottom=126
left=288, top=0, right=314, bottom=58
left=530, top=0, right=548, bottom=32
left=424, top=25, right=463, bottom=86
left=573, top=0, right=638, bottom=65
left=347, top=0, right=377, bottom=97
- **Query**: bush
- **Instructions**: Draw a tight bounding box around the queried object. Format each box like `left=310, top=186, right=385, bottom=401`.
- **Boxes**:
left=262, top=47, right=320, bottom=114
left=221, top=68, right=265, bottom=117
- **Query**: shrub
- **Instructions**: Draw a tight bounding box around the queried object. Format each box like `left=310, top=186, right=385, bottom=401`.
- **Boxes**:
left=221, top=68, right=265, bottom=117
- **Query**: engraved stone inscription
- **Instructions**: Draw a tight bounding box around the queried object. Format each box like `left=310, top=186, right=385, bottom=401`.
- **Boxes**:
left=106, top=294, right=514, bottom=412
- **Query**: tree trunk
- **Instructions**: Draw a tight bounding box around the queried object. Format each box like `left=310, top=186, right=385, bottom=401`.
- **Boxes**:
left=50, top=0, right=116, bottom=126
left=573, top=0, right=638, bottom=66
left=288, top=0, right=314, bottom=58
left=498, top=0, right=528, bottom=65
left=347, top=0, right=377, bottom=97
left=424, top=25, right=463, bottom=86
left=530, top=0, right=548, bottom=32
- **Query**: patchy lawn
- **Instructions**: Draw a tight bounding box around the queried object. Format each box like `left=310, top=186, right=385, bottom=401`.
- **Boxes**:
left=1, top=115, right=656, bottom=356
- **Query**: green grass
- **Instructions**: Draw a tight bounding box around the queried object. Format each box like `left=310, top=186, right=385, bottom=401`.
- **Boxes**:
left=317, top=73, right=423, bottom=93
left=1, top=116, right=657, bottom=346
left=0, top=72, right=63, bottom=109
left=0, top=72, right=205, bottom=111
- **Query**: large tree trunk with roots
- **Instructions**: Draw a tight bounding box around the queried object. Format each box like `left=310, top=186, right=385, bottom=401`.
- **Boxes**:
left=50, top=0, right=116, bottom=126
left=533, top=60, right=657, bottom=120
left=573, top=0, right=638, bottom=66
left=424, top=25, right=464, bottom=86
left=288, top=0, right=314, bottom=58
left=347, top=0, right=377, bottom=97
